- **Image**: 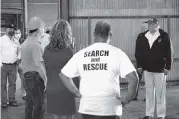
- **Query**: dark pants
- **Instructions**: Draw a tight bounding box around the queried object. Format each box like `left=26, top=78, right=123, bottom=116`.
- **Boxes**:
left=17, top=65, right=26, bottom=95
left=1, top=63, right=17, bottom=104
left=24, top=71, right=45, bottom=119
left=82, top=114, right=120, bottom=119
left=134, top=72, right=143, bottom=99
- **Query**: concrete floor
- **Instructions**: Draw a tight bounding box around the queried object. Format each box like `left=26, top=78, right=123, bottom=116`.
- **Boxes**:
left=1, top=75, right=179, bottom=119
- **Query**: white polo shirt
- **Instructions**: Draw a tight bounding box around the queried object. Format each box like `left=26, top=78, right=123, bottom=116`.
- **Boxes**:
left=145, top=30, right=160, bottom=48
left=61, top=42, right=136, bottom=116
left=0, top=35, right=19, bottom=64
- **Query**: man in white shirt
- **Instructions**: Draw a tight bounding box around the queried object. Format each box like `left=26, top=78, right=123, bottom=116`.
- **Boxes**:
left=59, top=21, right=139, bottom=119
left=135, top=18, right=173, bottom=119
left=0, top=24, right=20, bottom=108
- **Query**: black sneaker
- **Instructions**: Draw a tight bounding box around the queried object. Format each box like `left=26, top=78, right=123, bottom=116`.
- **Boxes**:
left=133, top=98, right=138, bottom=100
left=22, top=96, right=27, bottom=100
left=9, top=101, right=19, bottom=107
left=143, top=116, right=153, bottom=119
left=1, top=103, right=8, bottom=108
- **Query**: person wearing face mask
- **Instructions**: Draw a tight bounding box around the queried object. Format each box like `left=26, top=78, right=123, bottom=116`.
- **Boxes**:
left=43, top=20, right=76, bottom=119
left=0, top=24, right=20, bottom=108
left=135, top=18, right=173, bottom=119
left=14, top=29, right=27, bottom=100
left=21, top=17, right=47, bottom=119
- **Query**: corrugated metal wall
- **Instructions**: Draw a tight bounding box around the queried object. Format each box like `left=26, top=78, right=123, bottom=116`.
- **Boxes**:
left=170, top=18, right=179, bottom=59
left=70, top=19, right=89, bottom=52
left=167, top=18, right=179, bottom=81
left=1, top=0, right=22, bottom=10
left=69, top=0, right=179, bottom=82
left=69, top=0, right=179, bottom=16
left=28, top=0, right=59, bottom=27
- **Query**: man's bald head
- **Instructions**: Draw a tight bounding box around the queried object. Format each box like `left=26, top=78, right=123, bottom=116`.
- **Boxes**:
left=94, top=21, right=111, bottom=41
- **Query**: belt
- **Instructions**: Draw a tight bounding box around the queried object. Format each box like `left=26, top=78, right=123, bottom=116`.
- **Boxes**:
left=2, top=62, right=17, bottom=65
left=24, top=71, right=38, bottom=76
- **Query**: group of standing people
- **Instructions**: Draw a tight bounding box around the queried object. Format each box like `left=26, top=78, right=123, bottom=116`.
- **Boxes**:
left=1, top=16, right=173, bottom=119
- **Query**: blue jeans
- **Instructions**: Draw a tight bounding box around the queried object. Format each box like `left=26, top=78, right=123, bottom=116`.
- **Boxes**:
left=24, top=71, right=45, bottom=119
left=1, top=63, right=17, bottom=104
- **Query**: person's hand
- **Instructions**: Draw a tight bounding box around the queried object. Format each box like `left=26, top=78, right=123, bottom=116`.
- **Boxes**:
left=44, top=79, right=48, bottom=92
left=75, top=90, right=81, bottom=98
left=164, top=69, right=169, bottom=75
left=121, top=96, right=129, bottom=107
left=44, top=87, right=47, bottom=92
left=16, top=58, right=21, bottom=65
left=137, top=68, right=143, bottom=74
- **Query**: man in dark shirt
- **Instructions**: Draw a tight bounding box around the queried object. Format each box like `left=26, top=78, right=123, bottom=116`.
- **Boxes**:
left=135, top=18, right=173, bottom=119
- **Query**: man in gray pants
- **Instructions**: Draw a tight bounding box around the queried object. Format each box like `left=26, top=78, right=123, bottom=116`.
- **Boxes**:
left=1, top=24, right=20, bottom=108
left=135, top=18, right=173, bottom=119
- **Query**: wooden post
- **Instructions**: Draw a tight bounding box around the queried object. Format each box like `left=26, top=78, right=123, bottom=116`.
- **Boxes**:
left=60, top=0, right=69, bottom=21
left=88, top=17, right=91, bottom=45
left=16, top=14, right=19, bottom=28
left=22, top=0, right=28, bottom=38
left=57, top=0, right=60, bottom=20
left=167, top=16, right=170, bottom=36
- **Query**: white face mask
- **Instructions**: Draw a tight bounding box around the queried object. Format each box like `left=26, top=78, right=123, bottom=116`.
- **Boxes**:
left=36, top=27, right=45, bottom=43
left=14, top=33, right=21, bottom=40
left=40, top=26, right=45, bottom=38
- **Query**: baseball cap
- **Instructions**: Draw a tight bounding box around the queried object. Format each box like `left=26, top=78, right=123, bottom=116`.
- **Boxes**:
left=6, top=24, right=17, bottom=30
left=28, top=17, right=45, bottom=31
left=144, top=18, right=159, bottom=24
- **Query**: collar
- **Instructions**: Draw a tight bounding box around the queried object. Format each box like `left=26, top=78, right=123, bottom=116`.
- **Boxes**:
left=145, top=29, right=160, bottom=38
left=4, top=34, right=11, bottom=39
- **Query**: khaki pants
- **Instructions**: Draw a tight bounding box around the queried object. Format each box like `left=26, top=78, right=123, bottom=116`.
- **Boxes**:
left=144, top=71, right=166, bottom=118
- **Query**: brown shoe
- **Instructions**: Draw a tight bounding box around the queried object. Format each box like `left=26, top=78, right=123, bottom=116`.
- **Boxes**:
left=1, top=103, right=8, bottom=108
left=9, top=101, right=19, bottom=107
